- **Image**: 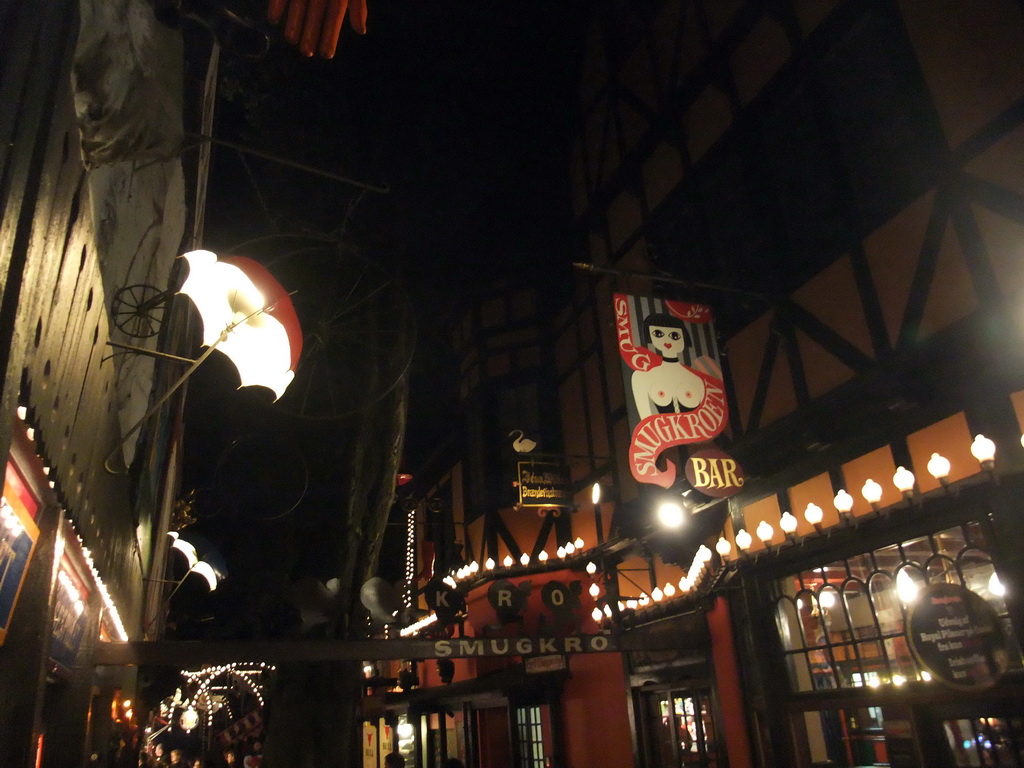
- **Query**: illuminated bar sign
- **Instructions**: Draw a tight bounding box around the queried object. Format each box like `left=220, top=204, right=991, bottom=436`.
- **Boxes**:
left=684, top=447, right=745, bottom=499
left=516, top=461, right=572, bottom=508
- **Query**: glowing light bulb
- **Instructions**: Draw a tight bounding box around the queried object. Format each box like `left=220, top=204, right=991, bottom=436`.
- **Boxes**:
left=892, top=466, right=915, bottom=493
left=989, top=571, right=1006, bottom=597
left=804, top=503, right=824, bottom=526
left=833, top=490, right=854, bottom=515
left=971, top=434, right=996, bottom=464
left=861, top=479, right=882, bottom=504
left=715, top=537, right=732, bottom=557
left=779, top=512, right=798, bottom=535
left=503, top=555, right=514, bottom=568
left=589, top=583, right=600, bottom=598
left=586, top=561, right=597, bottom=575
left=756, top=520, right=774, bottom=544
left=657, top=501, right=685, bottom=528
left=927, top=453, right=951, bottom=481
left=735, top=529, right=752, bottom=551
left=896, top=569, right=919, bottom=604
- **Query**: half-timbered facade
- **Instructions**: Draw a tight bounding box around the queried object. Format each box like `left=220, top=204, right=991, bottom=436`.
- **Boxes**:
left=392, top=2, right=1024, bottom=767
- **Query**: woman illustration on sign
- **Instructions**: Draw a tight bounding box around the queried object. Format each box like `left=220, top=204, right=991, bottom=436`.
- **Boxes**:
left=631, top=312, right=707, bottom=420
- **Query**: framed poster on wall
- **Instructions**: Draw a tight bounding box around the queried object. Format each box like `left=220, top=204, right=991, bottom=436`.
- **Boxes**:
left=1, top=461, right=40, bottom=645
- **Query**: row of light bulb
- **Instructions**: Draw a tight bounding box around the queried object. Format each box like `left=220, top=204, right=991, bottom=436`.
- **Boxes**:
left=589, top=546, right=716, bottom=623
left=182, top=663, right=273, bottom=726
left=450, top=537, right=588, bottom=581
left=0, top=495, right=26, bottom=537
left=16, top=406, right=129, bottom=640
left=399, top=612, right=438, bottom=637
left=57, top=568, right=86, bottom=617
left=718, top=436, right=1000, bottom=557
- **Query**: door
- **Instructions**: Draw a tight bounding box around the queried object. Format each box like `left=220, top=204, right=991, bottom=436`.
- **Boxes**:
left=640, top=688, right=721, bottom=768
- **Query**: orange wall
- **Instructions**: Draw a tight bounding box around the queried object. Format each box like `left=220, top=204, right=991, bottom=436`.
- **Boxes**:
left=561, top=651, right=634, bottom=768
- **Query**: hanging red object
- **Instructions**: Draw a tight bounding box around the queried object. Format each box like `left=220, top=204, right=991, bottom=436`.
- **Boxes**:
left=267, top=0, right=367, bottom=58
left=180, top=250, right=303, bottom=400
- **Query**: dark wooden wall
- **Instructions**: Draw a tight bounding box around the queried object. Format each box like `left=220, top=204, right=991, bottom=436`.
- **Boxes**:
left=0, top=1, right=145, bottom=764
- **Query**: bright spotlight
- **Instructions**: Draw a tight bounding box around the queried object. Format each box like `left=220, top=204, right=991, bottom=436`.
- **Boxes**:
left=657, top=501, right=685, bottom=528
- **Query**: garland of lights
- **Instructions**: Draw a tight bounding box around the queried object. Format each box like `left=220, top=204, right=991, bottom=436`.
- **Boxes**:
left=403, top=501, right=416, bottom=607
left=178, top=662, right=276, bottom=730
left=15, top=406, right=130, bottom=641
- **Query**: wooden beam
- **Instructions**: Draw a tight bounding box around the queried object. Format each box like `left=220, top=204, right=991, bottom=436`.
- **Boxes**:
left=92, top=629, right=687, bottom=667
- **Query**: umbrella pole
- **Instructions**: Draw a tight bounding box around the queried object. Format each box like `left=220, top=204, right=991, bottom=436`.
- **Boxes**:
left=104, top=331, right=229, bottom=474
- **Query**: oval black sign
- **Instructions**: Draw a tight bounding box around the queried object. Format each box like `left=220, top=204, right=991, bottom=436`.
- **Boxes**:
left=905, top=582, right=1009, bottom=690
left=684, top=447, right=745, bottom=498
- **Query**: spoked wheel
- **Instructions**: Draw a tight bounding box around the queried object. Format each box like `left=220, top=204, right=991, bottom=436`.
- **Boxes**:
left=110, top=283, right=170, bottom=338
left=266, top=242, right=416, bottom=421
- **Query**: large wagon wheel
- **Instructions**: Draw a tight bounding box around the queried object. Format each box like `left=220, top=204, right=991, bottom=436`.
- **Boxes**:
left=254, top=240, right=416, bottom=421
left=110, top=283, right=172, bottom=339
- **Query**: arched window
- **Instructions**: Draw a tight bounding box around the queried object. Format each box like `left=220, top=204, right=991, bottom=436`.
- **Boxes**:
left=770, top=522, right=1021, bottom=693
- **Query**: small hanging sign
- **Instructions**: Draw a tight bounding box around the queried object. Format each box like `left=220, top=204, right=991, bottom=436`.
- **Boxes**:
left=906, top=582, right=1009, bottom=690
left=516, top=461, right=572, bottom=508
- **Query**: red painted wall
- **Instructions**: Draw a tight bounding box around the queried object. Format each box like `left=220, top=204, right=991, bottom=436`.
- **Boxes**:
left=560, top=651, right=634, bottom=768
left=708, top=596, right=753, bottom=768
left=476, top=706, right=511, bottom=768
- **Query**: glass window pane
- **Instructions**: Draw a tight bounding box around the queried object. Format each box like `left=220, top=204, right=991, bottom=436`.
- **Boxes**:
left=883, top=635, right=919, bottom=682
left=933, top=526, right=968, bottom=557
left=773, top=522, right=1024, bottom=692
left=869, top=572, right=902, bottom=635
left=925, top=553, right=958, bottom=584
left=775, top=598, right=804, bottom=651
left=647, top=694, right=676, bottom=768
left=900, top=535, right=933, bottom=565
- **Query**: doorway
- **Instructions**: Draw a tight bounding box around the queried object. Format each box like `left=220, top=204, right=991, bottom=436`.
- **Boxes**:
left=639, top=687, right=722, bottom=768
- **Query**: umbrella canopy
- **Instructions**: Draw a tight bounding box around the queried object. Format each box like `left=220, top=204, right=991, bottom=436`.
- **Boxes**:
left=179, top=250, right=303, bottom=399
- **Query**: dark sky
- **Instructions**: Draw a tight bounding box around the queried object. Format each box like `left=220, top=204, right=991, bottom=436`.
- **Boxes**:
left=199, top=1, right=591, bottom=469
left=206, top=0, right=590, bottom=293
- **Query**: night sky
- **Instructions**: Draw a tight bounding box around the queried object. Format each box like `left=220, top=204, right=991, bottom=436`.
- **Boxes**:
left=169, top=1, right=592, bottom=631
left=205, top=0, right=589, bottom=291
left=201, top=0, right=591, bottom=467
